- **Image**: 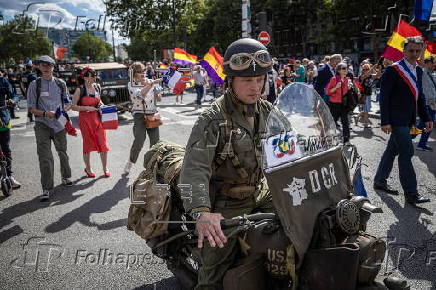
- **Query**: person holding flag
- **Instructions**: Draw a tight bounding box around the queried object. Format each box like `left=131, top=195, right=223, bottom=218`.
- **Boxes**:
left=124, top=62, right=162, bottom=174
left=374, top=36, right=433, bottom=205
left=27, top=55, right=73, bottom=201
left=71, top=67, right=111, bottom=178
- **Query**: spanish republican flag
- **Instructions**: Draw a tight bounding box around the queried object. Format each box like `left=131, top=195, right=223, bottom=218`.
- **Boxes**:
left=173, top=48, right=198, bottom=65
left=157, top=63, right=169, bottom=73
left=424, top=41, right=436, bottom=59
left=199, top=47, right=226, bottom=86
left=382, top=20, right=423, bottom=62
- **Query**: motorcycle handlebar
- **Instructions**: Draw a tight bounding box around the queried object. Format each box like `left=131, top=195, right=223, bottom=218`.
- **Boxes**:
left=220, top=213, right=276, bottom=228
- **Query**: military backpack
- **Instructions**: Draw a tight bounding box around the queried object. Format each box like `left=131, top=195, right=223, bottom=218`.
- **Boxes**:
left=127, top=140, right=185, bottom=240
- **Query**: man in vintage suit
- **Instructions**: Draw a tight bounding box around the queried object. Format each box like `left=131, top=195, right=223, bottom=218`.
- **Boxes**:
left=374, top=36, right=433, bottom=205
left=314, top=54, right=342, bottom=101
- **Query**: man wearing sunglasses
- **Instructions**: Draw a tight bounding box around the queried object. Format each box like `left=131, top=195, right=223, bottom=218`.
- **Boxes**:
left=180, top=38, right=275, bottom=289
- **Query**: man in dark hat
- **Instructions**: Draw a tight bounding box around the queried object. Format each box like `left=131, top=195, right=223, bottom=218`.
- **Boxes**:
left=27, top=55, right=73, bottom=201
left=180, top=38, right=275, bottom=289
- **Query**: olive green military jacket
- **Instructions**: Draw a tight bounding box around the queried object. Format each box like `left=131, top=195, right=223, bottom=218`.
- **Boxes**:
left=179, top=91, right=274, bottom=213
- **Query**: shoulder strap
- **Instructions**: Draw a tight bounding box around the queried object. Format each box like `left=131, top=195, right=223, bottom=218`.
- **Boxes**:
left=78, top=86, right=86, bottom=106
left=212, top=99, right=249, bottom=181
left=53, top=77, right=66, bottom=108
left=36, top=77, right=42, bottom=110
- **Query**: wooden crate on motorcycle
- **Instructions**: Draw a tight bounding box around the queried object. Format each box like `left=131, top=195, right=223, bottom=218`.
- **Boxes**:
left=263, top=146, right=351, bottom=267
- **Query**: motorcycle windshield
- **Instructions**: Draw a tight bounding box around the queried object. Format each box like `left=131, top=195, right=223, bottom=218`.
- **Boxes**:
left=261, top=83, right=350, bottom=266
left=262, top=83, right=339, bottom=171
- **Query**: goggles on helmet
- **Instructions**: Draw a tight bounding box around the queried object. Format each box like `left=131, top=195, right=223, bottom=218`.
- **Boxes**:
left=224, top=50, right=273, bottom=71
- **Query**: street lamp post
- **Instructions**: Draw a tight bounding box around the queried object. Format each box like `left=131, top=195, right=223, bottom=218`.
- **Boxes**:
left=173, top=0, right=176, bottom=48
left=112, top=28, right=116, bottom=61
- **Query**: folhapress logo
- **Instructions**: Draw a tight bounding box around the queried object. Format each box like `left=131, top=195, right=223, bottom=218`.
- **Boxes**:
left=10, top=236, right=64, bottom=272
left=10, top=237, right=164, bottom=272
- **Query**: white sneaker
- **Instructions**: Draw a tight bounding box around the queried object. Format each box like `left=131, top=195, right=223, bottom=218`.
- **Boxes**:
left=124, top=161, right=134, bottom=174
left=40, top=190, right=50, bottom=201
left=10, top=176, right=21, bottom=189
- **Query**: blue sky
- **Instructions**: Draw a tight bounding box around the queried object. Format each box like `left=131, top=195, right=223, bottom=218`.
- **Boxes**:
left=0, top=0, right=129, bottom=45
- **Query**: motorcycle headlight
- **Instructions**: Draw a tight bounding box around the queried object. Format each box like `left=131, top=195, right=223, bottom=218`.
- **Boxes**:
left=102, top=90, right=108, bottom=95
left=109, top=89, right=116, bottom=97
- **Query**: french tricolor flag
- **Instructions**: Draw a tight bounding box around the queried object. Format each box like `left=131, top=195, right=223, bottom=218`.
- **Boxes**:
left=162, top=67, right=182, bottom=89
left=55, top=107, right=77, bottom=136
left=100, top=106, right=118, bottom=130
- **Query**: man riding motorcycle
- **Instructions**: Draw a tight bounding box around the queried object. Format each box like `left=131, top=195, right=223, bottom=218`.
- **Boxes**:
left=179, top=38, right=276, bottom=289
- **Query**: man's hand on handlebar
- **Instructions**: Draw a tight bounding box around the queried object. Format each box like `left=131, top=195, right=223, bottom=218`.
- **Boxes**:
left=196, top=212, right=227, bottom=249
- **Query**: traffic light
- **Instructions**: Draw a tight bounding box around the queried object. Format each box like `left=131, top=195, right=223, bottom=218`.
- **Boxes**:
left=253, top=11, right=268, bottom=35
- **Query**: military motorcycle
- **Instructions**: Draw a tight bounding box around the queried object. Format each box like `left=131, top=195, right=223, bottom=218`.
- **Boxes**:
left=140, top=83, right=409, bottom=290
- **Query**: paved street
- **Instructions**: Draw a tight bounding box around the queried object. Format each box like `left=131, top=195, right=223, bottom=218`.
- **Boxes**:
left=0, top=91, right=435, bottom=290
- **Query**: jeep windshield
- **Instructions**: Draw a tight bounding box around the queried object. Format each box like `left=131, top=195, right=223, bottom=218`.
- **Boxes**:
left=98, top=69, right=129, bottom=81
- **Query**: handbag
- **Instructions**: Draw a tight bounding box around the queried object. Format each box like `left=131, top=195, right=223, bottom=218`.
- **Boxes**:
left=142, top=100, right=162, bottom=129
left=344, top=88, right=359, bottom=112
left=336, top=76, right=358, bottom=113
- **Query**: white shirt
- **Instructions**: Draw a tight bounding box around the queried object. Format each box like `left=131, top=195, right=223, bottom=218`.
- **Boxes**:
left=193, top=71, right=206, bottom=86
left=128, top=82, right=157, bottom=115
left=404, top=58, right=417, bottom=79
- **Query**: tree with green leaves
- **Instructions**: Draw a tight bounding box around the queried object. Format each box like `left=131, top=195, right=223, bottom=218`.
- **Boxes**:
left=72, top=32, right=112, bottom=61
left=106, top=0, right=240, bottom=60
left=0, top=15, right=51, bottom=63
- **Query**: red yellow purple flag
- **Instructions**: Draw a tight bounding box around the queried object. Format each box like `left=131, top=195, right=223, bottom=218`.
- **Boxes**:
left=424, top=41, right=436, bottom=59
left=199, top=47, right=226, bottom=86
left=173, top=48, right=198, bottom=65
left=382, top=20, right=423, bottom=62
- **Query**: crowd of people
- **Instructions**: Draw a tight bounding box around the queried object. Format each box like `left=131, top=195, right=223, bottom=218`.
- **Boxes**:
left=0, top=38, right=435, bottom=202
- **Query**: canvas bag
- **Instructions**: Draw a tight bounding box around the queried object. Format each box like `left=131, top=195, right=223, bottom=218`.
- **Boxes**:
left=127, top=141, right=185, bottom=240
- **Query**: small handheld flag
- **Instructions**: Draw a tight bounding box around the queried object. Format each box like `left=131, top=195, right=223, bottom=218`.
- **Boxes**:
left=352, top=158, right=368, bottom=197
left=55, top=107, right=77, bottom=136
left=100, top=106, right=118, bottom=130
left=162, top=68, right=182, bottom=89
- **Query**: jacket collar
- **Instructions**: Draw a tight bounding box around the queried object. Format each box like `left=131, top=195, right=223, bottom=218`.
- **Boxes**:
left=223, top=89, right=260, bottom=134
